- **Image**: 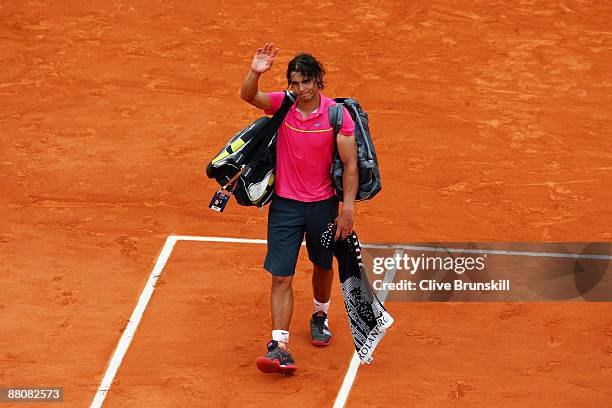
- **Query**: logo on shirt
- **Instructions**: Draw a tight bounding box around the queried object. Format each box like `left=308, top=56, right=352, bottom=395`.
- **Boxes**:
left=314, top=123, right=321, bottom=127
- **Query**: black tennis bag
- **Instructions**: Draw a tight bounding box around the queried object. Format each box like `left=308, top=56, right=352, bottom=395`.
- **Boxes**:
left=328, top=98, right=381, bottom=201
left=206, top=91, right=295, bottom=208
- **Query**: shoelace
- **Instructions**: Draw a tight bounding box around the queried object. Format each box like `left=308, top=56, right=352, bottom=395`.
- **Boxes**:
left=312, top=313, right=327, bottom=333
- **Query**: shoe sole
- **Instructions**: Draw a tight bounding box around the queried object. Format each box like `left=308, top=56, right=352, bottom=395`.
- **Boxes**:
left=255, top=357, right=297, bottom=374
left=311, top=337, right=332, bottom=347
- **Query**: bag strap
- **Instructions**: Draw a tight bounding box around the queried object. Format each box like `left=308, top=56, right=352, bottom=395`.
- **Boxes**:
left=242, top=91, right=295, bottom=179
left=240, top=91, right=295, bottom=158
left=329, top=103, right=344, bottom=137
left=269, top=90, right=297, bottom=127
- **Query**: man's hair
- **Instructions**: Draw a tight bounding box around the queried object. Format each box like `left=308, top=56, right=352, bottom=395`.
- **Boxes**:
left=286, top=53, right=326, bottom=89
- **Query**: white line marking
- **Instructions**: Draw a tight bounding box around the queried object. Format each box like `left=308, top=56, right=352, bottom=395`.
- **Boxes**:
left=361, top=244, right=612, bottom=260
left=172, top=236, right=612, bottom=260
left=333, top=353, right=361, bottom=408
left=332, top=250, right=402, bottom=408
left=90, top=234, right=610, bottom=407
left=90, top=236, right=178, bottom=408
left=171, top=235, right=268, bottom=245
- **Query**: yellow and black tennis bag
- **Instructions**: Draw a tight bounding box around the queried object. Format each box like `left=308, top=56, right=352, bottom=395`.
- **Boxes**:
left=206, top=91, right=296, bottom=208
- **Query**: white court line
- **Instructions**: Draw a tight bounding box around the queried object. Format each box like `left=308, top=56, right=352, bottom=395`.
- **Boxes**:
left=332, top=249, right=402, bottom=408
left=174, top=236, right=612, bottom=260
left=172, top=235, right=268, bottom=245
left=90, top=236, right=178, bottom=408
left=333, top=249, right=404, bottom=408
left=91, top=235, right=611, bottom=407
left=361, top=243, right=612, bottom=260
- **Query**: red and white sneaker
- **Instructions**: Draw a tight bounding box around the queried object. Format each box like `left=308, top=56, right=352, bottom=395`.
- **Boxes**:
left=255, top=340, right=297, bottom=374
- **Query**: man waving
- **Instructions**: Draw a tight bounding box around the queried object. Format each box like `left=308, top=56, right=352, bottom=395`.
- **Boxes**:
left=240, top=43, right=358, bottom=374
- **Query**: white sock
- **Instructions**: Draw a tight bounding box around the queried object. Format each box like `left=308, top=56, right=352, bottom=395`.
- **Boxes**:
left=272, top=330, right=289, bottom=344
left=314, top=298, right=330, bottom=314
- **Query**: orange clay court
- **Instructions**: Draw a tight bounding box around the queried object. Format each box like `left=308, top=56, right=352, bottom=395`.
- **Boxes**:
left=1, top=1, right=612, bottom=407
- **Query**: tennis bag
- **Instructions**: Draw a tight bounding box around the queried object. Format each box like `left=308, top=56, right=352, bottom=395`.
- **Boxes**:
left=328, top=99, right=381, bottom=202
left=206, top=91, right=296, bottom=208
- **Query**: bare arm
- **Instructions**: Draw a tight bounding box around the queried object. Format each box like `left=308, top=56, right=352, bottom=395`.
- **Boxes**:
left=334, top=133, right=358, bottom=240
left=240, top=43, right=279, bottom=110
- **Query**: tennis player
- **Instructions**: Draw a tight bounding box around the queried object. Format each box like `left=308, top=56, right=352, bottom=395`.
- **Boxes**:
left=240, top=43, right=358, bottom=374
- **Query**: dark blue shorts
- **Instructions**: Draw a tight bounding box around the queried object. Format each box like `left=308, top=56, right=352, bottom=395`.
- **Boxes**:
left=264, top=195, right=339, bottom=277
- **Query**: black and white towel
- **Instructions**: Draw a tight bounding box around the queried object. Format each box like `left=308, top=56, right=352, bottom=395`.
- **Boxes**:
left=321, top=226, right=394, bottom=364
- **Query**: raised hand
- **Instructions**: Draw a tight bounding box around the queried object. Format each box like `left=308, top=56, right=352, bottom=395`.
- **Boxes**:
left=251, top=43, right=279, bottom=74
